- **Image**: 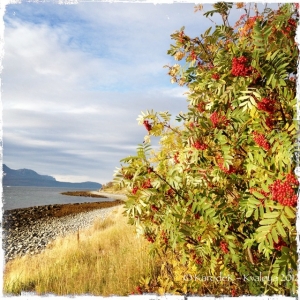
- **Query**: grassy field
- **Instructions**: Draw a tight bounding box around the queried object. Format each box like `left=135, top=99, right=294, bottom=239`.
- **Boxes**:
left=3, top=205, right=158, bottom=296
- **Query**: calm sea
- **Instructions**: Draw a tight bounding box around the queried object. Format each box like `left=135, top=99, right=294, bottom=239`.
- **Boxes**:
left=2, top=186, right=114, bottom=210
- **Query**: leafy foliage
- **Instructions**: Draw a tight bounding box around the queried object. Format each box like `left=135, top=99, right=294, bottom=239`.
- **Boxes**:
left=114, top=3, right=299, bottom=296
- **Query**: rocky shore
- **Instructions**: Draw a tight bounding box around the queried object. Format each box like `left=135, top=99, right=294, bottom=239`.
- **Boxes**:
left=2, top=200, right=124, bottom=262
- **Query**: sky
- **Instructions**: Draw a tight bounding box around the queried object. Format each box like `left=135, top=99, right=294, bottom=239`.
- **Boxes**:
left=1, top=1, right=278, bottom=184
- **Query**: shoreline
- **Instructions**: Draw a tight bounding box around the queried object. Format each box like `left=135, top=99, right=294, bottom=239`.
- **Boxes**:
left=89, top=190, right=127, bottom=201
left=3, top=195, right=126, bottom=262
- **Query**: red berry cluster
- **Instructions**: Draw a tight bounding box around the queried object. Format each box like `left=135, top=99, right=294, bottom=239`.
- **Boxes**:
left=282, top=18, right=297, bottom=35
left=132, top=186, right=139, bottom=194
left=252, top=131, right=270, bottom=151
left=151, top=204, right=159, bottom=212
left=196, top=102, right=206, bottom=112
left=179, top=30, right=185, bottom=43
left=210, top=112, right=229, bottom=128
left=220, top=241, right=229, bottom=254
left=231, top=288, right=238, bottom=297
left=191, top=250, right=202, bottom=265
left=150, top=216, right=159, bottom=225
left=161, top=231, right=169, bottom=244
left=192, top=141, right=208, bottom=150
left=190, top=50, right=197, bottom=60
left=194, top=256, right=202, bottom=265
left=147, top=167, right=153, bottom=173
left=121, top=168, right=133, bottom=180
left=174, top=152, right=180, bottom=164
left=231, top=56, right=252, bottom=77
left=257, top=97, right=275, bottom=114
left=265, top=116, right=275, bottom=129
left=217, top=156, right=236, bottom=174
left=212, top=73, right=220, bottom=80
left=286, top=173, right=299, bottom=185
left=142, top=178, right=152, bottom=189
left=256, top=97, right=276, bottom=130
left=123, top=173, right=133, bottom=180
left=145, top=233, right=155, bottom=243
left=269, top=174, right=298, bottom=206
left=143, top=120, right=152, bottom=132
left=218, top=163, right=235, bottom=174
left=189, top=122, right=197, bottom=129
left=273, top=237, right=287, bottom=251
left=131, top=286, right=143, bottom=295
left=167, top=188, right=175, bottom=197
left=197, top=236, right=202, bottom=242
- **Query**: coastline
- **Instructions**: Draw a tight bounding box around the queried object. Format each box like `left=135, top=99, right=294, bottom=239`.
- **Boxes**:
left=3, top=192, right=127, bottom=262
left=89, top=190, right=127, bottom=201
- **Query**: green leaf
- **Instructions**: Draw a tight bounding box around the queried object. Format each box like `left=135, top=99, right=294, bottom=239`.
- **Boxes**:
left=280, top=214, right=291, bottom=229
left=246, top=209, right=254, bottom=218
left=264, top=211, right=280, bottom=218
left=284, top=206, right=295, bottom=218
left=252, top=190, right=265, bottom=199
left=256, top=225, right=271, bottom=233
left=271, top=227, right=279, bottom=243
left=259, top=218, right=277, bottom=225
left=267, top=232, right=273, bottom=246
left=276, top=221, right=287, bottom=237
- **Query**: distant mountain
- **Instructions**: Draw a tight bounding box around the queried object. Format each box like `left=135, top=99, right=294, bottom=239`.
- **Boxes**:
left=2, top=164, right=102, bottom=189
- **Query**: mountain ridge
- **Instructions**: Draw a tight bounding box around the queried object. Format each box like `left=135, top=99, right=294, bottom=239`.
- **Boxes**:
left=3, top=164, right=102, bottom=189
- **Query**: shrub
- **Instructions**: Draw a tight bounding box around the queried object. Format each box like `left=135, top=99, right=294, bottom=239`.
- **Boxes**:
left=114, top=3, right=299, bottom=296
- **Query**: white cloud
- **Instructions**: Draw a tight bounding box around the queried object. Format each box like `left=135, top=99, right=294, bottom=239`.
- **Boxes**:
left=3, top=2, right=240, bottom=183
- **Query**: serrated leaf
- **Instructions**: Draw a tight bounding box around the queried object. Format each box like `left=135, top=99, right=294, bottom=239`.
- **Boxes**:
left=276, top=221, right=287, bottom=237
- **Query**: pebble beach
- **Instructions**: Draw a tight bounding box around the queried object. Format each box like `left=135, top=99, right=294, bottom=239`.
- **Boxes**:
left=2, top=192, right=126, bottom=262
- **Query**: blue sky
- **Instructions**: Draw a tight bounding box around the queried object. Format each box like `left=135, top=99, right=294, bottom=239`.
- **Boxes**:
left=1, top=2, right=276, bottom=184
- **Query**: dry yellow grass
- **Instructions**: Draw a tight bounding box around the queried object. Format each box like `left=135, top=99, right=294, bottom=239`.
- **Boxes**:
left=3, top=206, right=158, bottom=296
left=100, top=182, right=128, bottom=195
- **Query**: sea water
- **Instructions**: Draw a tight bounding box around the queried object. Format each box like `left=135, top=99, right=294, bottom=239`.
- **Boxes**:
left=2, top=186, right=113, bottom=210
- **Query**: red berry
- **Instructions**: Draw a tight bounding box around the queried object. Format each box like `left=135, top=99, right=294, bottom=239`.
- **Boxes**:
left=151, top=204, right=159, bottom=212
left=273, top=237, right=287, bottom=251
left=132, top=187, right=139, bottom=194
left=192, top=141, right=208, bottom=150
left=220, top=241, right=229, bottom=254
left=167, top=188, right=175, bottom=197
left=210, top=112, right=229, bottom=128
left=253, top=131, right=270, bottom=151
left=196, top=102, right=206, bottom=112
left=143, top=120, right=152, bottom=131
left=231, top=56, right=252, bottom=77
left=142, top=178, right=152, bottom=189
left=212, top=73, right=220, bottom=80
left=231, top=288, right=237, bottom=297
left=257, top=98, right=275, bottom=114
left=174, top=152, right=180, bottom=164
left=268, top=174, right=298, bottom=206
